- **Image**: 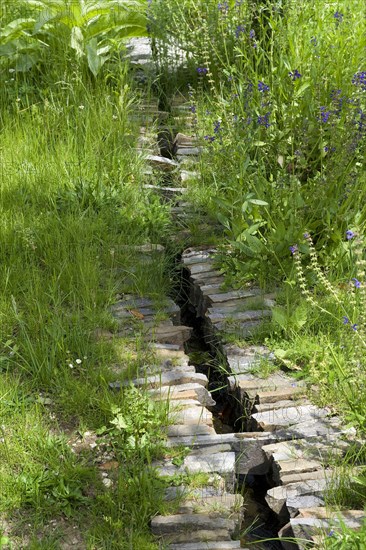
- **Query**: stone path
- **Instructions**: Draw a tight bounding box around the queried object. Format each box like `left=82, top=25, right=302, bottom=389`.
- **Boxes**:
left=119, top=36, right=366, bottom=549
left=109, top=292, right=246, bottom=548
left=182, top=246, right=364, bottom=547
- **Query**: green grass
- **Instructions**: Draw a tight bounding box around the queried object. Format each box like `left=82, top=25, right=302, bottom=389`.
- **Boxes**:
left=0, top=37, right=180, bottom=545
left=1, top=0, right=366, bottom=547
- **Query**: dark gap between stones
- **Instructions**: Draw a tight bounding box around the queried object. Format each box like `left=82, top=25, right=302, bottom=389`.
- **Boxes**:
left=171, top=263, right=283, bottom=549
left=156, top=119, right=284, bottom=549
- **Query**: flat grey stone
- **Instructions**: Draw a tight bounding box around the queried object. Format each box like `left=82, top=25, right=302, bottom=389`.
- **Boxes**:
left=152, top=343, right=181, bottom=351
left=281, top=469, right=329, bottom=485
left=266, top=479, right=327, bottom=515
left=169, top=406, right=213, bottom=426
left=146, top=324, right=192, bottom=346
left=163, top=529, right=233, bottom=544
left=146, top=154, right=179, bottom=171
left=208, top=302, right=261, bottom=315
left=189, top=263, right=216, bottom=275
left=151, top=513, right=235, bottom=536
left=177, top=493, right=243, bottom=515
left=153, top=452, right=235, bottom=478
left=200, top=283, right=223, bottom=293
left=174, top=133, right=198, bottom=147
left=297, top=507, right=365, bottom=529
left=223, top=344, right=271, bottom=356
left=207, top=289, right=262, bottom=304
left=183, top=452, right=236, bottom=475
left=251, top=404, right=330, bottom=431
left=165, top=433, right=238, bottom=449
left=126, top=37, right=153, bottom=64
left=189, top=270, right=224, bottom=283
left=209, top=310, right=271, bottom=324
left=149, top=383, right=215, bottom=406
left=188, top=445, right=232, bottom=457
left=176, top=146, right=202, bottom=156
left=113, top=370, right=208, bottom=390
left=254, top=399, right=310, bottom=413
left=227, top=371, right=294, bottom=393
left=277, top=416, right=351, bottom=440
left=169, top=542, right=242, bottom=549
left=287, top=495, right=325, bottom=517
left=262, top=438, right=345, bottom=464
left=212, top=319, right=264, bottom=338
left=148, top=360, right=192, bottom=373
left=167, top=424, right=216, bottom=437
left=226, top=356, right=260, bottom=374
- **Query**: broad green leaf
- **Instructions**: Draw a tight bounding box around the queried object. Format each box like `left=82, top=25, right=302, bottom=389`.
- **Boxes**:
left=70, top=26, right=84, bottom=57
left=16, top=53, right=39, bottom=71
left=245, top=234, right=264, bottom=253
left=292, top=305, right=307, bottom=329
left=249, top=199, right=269, bottom=206
left=232, top=241, right=256, bottom=258
left=110, top=413, right=127, bottom=430
left=253, top=141, right=266, bottom=147
left=216, top=212, right=231, bottom=230
left=33, top=8, right=57, bottom=33
left=272, top=307, right=288, bottom=330
left=1, top=18, right=35, bottom=43
left=86, top=37, right=106, bottom=76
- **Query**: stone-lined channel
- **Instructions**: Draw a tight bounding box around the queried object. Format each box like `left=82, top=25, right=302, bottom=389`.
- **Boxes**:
left=114, top=37, right=366, bottom=549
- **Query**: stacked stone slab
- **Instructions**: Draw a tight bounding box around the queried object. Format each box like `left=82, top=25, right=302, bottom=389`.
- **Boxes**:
left=125, top=39, right=365, bottom=545
left=182, top=246, right=364, bottom=547
left=123, top=36, right=247, bottom=549
left=109, top=293, right=245, bottom=548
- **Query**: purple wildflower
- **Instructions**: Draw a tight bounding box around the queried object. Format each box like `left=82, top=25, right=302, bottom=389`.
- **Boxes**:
left=346, top=230, right=355, bottom=240
left=189, top=105, right=196, bottom=114
left=257, top=112, right=271, bottom=128
left=197, top=67, right=208, bottom=75
left=352, top=278, right=361, bottom=288
left=334, top=11, right=344, bottom=23
left=258, top=81, right=270, bottom=93
left=310, top=36, right=317, bottom=46
left=204, top=135, right=215, bottom=143
left=213, top=120, right=221, bottom=134
left=218, top=2, right=229, bottom=12
left=352, top=324, right=358, bottom=331
left=320, top=107, right=331, bottom=123
left=343, top=316, right=349, bottom=325
left=235, top=24, right=246, bottom=38
left=249, top=29, right=255, bottom=39
left=289, top=69, right=302, bottom=81
left=289, top=244, right=298, bottom=255
left=352, top=71, right=366, bottom=92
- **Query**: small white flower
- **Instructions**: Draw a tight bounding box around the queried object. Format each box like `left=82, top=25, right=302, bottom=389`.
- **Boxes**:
left=79, top=105, right=85, bottom=110
left=75, top=358, right=82, bottom=364
left=9, top=68, right=15, bottom=73
left=16, top=98, right=21, bottom=102
left=112, top=114, right=118, bottom=120
left=68, top=363, right=74, bottom=369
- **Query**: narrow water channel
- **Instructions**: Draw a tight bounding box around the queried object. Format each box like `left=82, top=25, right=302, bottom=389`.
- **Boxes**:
left=171, top=262, right=284, bottom=549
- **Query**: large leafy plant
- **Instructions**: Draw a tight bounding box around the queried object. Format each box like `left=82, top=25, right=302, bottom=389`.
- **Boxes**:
left=0, top=0, right=148, bottom=75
